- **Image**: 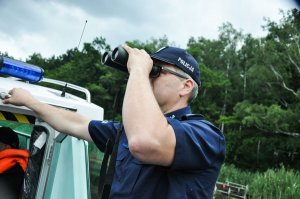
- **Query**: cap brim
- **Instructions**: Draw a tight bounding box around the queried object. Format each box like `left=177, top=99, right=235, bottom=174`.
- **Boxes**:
left=151, top=55, right=175, bottom=66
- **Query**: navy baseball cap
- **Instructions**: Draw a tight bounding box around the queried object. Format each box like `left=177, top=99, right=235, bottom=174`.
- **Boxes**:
left=0, top=127, right=19, bottom=148
left=151, top=46, right=201, bottom=86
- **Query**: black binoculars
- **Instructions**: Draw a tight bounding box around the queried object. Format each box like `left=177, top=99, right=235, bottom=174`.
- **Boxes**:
left=101, top=46, right=160, bottom=76
left=101, top=45, right=129, bottom=73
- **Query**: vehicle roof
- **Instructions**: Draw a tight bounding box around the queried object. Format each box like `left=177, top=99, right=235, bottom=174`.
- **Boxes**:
left=0, top=77, right=104, bottom=121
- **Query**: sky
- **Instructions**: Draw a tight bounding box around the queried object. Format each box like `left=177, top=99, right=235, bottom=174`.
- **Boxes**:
left=0, top=0, right=298, bottom=60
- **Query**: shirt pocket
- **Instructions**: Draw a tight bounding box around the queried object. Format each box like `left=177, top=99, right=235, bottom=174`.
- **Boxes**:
left=185, top=185, right=205, bottom=199
left=115, top=143, right=128, bottom=179
left=115, top=143, right=143, bottom=194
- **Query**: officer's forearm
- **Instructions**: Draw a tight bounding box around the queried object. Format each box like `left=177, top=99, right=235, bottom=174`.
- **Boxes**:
left=27, top=100, right=92, bottom=141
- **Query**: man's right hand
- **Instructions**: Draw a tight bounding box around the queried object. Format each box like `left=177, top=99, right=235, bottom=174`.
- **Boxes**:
left=2, top=88, right=37, bottom=107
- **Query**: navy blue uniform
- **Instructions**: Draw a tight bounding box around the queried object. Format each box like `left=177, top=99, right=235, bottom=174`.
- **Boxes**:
left=89, top=106, right=225, bottom=199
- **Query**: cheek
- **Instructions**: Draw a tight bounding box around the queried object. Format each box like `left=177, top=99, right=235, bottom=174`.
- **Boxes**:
left=153, top=78, right=179, bottom=99
left=152, top=80, right=165, bottom=100
left=152, top=81, right=162, bottom=98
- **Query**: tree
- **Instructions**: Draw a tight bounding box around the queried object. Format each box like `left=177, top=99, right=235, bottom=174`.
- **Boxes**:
left=263, top=9, right=300, bottom=101
left=187, top=23, right=243, bottom=128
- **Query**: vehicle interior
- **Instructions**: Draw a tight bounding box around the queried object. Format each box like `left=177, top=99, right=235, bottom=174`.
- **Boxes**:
left=0, top=112, right=48, bottom=199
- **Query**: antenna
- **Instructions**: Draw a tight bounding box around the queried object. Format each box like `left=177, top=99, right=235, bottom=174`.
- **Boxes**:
left=77, top=20, right=88, bottom=49
left=61, top=83, right=68, bottom=97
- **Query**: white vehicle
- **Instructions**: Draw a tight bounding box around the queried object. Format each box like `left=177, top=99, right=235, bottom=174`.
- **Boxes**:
left=0, top=56, right=104, bottom=199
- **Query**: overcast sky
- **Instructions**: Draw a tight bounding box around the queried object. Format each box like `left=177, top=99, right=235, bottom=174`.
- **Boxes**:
left=0, top=0, right=298, bottom=60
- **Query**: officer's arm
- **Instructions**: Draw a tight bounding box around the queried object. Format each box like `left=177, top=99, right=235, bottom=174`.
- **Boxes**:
left=122, top=46, right=176, bottom=166
left=2, top=88, right=92, bottom=142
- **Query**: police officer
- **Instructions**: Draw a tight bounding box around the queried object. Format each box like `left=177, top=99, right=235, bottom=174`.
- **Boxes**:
left=3, top=45, right=225, bottom=199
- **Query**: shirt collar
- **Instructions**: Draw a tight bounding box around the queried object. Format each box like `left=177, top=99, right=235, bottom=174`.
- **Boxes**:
left=164, top=106, right=192, bottom=120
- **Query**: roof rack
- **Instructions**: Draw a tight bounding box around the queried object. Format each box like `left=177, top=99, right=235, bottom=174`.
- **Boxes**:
left=41, top=78, right=91, bottom=103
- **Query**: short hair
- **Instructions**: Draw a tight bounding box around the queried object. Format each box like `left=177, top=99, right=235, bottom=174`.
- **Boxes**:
left=189, top=81, right=199, bottom=103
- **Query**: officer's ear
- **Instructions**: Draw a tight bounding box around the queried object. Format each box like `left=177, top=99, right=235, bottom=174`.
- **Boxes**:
left=179, top=78, right=194, bottom=97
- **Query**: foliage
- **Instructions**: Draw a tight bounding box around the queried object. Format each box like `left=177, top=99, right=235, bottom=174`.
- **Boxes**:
left=126, top=35, right=175, bottom=53
left=218, top=164, right=300, bottom=199
left=224, top=130, right=300, bottom=171
left=231, top=101, right=300, bottom=134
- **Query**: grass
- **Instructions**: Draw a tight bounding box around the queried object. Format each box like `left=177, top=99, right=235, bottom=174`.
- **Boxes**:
left=217, top=164, right=300, bottom=199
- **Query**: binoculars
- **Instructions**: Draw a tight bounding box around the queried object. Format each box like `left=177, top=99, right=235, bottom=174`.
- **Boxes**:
left=101, top=46, right=129, bottom=73
left=101, top=46, right=159, bottom=76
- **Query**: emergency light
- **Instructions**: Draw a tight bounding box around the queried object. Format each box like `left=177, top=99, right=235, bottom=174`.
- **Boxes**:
left=0, top=56, right=44, bottom=83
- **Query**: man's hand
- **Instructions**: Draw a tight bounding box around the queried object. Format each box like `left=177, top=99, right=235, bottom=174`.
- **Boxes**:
left=2, top=88, right=37, bottom=107
left=122, top=45, right=153, bottom=76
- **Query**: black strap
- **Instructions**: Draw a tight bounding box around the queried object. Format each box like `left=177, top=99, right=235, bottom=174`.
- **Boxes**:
left=180, top=114, right=204, bottom=121
left=97, top=138, right=112, bottom=197
left=98, top=123, right=123, bottom=199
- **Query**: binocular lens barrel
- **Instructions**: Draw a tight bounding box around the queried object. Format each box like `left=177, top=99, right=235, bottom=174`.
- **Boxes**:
left=112, top=46, right=128, bottom=66
left=101, top=51, right=128, bottom=73
left=101, top=51, right=110, bottom=64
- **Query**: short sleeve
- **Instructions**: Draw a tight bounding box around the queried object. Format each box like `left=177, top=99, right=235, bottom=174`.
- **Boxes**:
left=167, top=117, right=225, bottom=170
left=88, top=120, right=120, bottom=152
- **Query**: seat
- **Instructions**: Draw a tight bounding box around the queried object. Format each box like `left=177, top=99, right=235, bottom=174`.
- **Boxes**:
left=0, top=164, right=24, bottom=199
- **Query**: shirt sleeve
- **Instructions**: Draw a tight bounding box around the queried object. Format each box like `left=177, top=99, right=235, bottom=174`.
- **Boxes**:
left=88, top=120, right=120, bottom=152
left=167, top=117, right=225, bottom=170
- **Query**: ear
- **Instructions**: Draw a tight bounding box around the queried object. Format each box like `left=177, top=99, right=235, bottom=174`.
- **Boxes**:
left=179, top=79, right=194, bottom=97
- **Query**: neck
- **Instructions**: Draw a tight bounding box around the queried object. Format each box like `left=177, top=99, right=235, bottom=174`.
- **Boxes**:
left=161, top=101, right=188, bottom=114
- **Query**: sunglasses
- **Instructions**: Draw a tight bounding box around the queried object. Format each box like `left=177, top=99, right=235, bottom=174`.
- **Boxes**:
left=150, top=65, right=189, bottom=79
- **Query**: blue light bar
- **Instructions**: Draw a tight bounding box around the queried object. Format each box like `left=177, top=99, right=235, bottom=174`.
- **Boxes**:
left=0, top=56, right=44, bottom=83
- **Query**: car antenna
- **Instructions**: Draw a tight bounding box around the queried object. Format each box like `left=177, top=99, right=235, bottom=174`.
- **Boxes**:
left=61, top=83, right=68, bottom=97
left=77, top=20, right=88, bottom=49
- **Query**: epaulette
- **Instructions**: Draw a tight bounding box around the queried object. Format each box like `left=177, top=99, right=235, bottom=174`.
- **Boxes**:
left=180, top=114, right=204, bottom=121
